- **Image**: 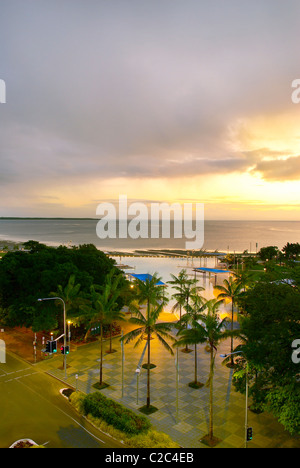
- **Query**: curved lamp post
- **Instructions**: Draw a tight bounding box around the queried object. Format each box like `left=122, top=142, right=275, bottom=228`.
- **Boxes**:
left=37, top=297, right=67, bottom=378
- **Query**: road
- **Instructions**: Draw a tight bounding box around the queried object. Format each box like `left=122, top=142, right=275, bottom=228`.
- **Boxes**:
left=0, top=351, right=126, bottom=448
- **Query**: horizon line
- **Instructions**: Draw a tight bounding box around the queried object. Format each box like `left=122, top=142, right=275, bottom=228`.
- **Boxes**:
left=1, top=217, right=300, bottom=222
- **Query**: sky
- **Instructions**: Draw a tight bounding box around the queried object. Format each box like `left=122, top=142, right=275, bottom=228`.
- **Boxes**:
left=1, top=0, right=300, bottom=220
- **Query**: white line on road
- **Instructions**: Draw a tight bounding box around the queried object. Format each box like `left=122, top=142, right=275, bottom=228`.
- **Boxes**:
left=15, top=377, right=106, bottom=446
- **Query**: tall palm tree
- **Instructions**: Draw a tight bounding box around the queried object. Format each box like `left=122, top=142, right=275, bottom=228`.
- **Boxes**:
left=51, top=274, right=88, bottom=330
left=133, top=273, right=167, bottom=320
left=232, top=268, right=254, bottom=293
left=103, top=273, right=126, bottom=353
left=85, top=271, right=124, bottom=388
left=167, top=269, right=189, bottom=320
left=174, top=299, right=231, bottom=446
left=121, top=301, right=175, bottom=413
left=177, top=293, right=208, bottom=388
left=172, top=277, right=202, bottom=353
left=214, top=277, right=242, bottom=366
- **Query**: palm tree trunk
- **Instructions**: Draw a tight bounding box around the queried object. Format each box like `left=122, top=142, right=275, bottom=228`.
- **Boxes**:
left=147, top=328, right=151, bottom=408
left=184, top=295, right=190, bottom=353
left=109, top=323, right=112, bottom=353
left=230, top=300, right=234, bottom=366
left=194, top=343, right=197, bottom=384
left=209, top=346, right=214, bottom=441
left=99, top=324, right=103, bottom=385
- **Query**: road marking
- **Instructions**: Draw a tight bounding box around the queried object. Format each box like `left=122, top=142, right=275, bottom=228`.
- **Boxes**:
left=15, top=378, right=106, bottom=446
left=0, top=367, right=32, bottom=377
left=0, top=370, right=39, bottom=383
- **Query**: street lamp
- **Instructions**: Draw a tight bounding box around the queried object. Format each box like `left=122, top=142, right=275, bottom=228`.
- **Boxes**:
left=220, top=351, right=250, bottom=448
left=37, top=297, right=67, bottom=378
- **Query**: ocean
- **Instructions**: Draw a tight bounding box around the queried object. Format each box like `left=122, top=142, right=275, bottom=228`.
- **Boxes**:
left=0, top=218, right=299, bottom=253
left=1, top=218, right=299, bottom=315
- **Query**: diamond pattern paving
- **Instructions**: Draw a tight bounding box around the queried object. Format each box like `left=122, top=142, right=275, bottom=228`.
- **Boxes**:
left=35, top=329, right=300, bottom=448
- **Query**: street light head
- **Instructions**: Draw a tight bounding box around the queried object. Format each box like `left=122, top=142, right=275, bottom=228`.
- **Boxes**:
left=37, top=298, right=43, bottom=302
left=220, top=354, right=227, bottom=358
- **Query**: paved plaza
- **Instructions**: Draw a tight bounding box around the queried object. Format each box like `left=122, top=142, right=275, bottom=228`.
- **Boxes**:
left=34, top=316, right=300, bottom=449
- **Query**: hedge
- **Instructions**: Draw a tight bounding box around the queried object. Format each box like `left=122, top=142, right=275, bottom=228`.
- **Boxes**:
left=69, top=391, right=180, bottom=448
left=82, top=392, right=151, bottom=435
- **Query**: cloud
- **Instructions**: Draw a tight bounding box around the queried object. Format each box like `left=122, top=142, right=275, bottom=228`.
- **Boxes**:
left=252, top=155, right=300, bottom=181
left=1, top=0, right=300, bottom=216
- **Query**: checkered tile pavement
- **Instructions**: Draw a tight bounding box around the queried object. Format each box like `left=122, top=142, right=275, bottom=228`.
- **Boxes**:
left=35, top=328, right=300, bottom=448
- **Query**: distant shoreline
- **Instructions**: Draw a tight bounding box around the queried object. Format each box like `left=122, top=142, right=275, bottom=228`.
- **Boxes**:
left=0, top=238, right=237, bottom=258
left=1, top=217, right=299, bottom=222
left=0, top=217, right=97, bottom=220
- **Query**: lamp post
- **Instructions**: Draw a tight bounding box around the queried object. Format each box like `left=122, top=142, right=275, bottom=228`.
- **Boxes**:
left=121, top=330, right=124, bottom=398
left=135, top=367, right=141, bottom=405
left=68, top=321, right=71, bottom=348
left=175, top=347, right=179, bottom=422
left=220, top=351, right=249, bottom=448
left=38, top=297, right=67, bottom=378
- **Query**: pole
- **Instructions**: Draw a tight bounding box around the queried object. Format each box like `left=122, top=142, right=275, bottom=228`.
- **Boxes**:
left=136, top=368, right=140, bottom=405
left=63, top=300, right=66, bottom=378
left=176, top=347, right=179, bottom=422
left=245, top=362, right=249, bottom=448
left=220, top=351, right=249, bottom=448
left=37, top=297, right=67, bottom=378
left=121, top=331, right=124, bottom=398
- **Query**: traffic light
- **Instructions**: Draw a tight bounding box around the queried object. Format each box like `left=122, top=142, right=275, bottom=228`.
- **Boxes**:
left=45, top=340, right=51, bottom=353
left=247, top=427, right=253, bottom=441
left=45, top=340, right=57, bottom=353
left=61, top=345, right=70, bottom=355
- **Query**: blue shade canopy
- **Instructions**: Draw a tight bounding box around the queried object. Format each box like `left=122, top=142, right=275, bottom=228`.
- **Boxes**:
left=128, top=273, right=166, bottom=285
left=194, top=268, right=231, bottom=274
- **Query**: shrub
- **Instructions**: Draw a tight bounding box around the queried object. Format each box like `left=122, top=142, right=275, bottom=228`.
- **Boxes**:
left=81, top=392, right=151, bottom=435
left=69, top=391, right=180, bottom=448
left=127, top=430, right=179, bottom=448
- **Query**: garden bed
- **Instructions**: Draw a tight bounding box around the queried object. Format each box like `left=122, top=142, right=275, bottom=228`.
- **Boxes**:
left=10, top=439, right=38, bottom=448
left=63, top=390, right=181, bottom=448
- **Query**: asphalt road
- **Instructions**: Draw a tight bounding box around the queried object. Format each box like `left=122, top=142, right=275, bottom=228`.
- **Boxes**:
left=0, top=351, right=126, bottom=448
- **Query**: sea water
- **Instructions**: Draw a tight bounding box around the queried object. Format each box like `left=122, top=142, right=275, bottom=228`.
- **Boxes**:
left=0, top=218, right=299, bottom=253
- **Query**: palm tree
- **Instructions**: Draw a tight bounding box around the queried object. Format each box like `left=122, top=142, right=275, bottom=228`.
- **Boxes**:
left=133, top=272, right=167, bottom=319
left=172, top=277, right=202, bottom=353
left=103, top=273, right=126, bottom=353
left=177, top=293, right=208, bottom=388
left=214, top=277, right=242, bottom=366
left=232, top=268, right=254, bottom=293
left=167, top=269, right=189, bottom=320
left=85, top=271, right=125, bottom=388
left=174, top=299, right=231, bottom=447
left=121, top=301, right=175, bottom=413
left=51, top=274, right=88, bottom=331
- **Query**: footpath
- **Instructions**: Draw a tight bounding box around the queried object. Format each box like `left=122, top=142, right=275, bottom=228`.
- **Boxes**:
left=1, top=322, right=300, bottom=449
